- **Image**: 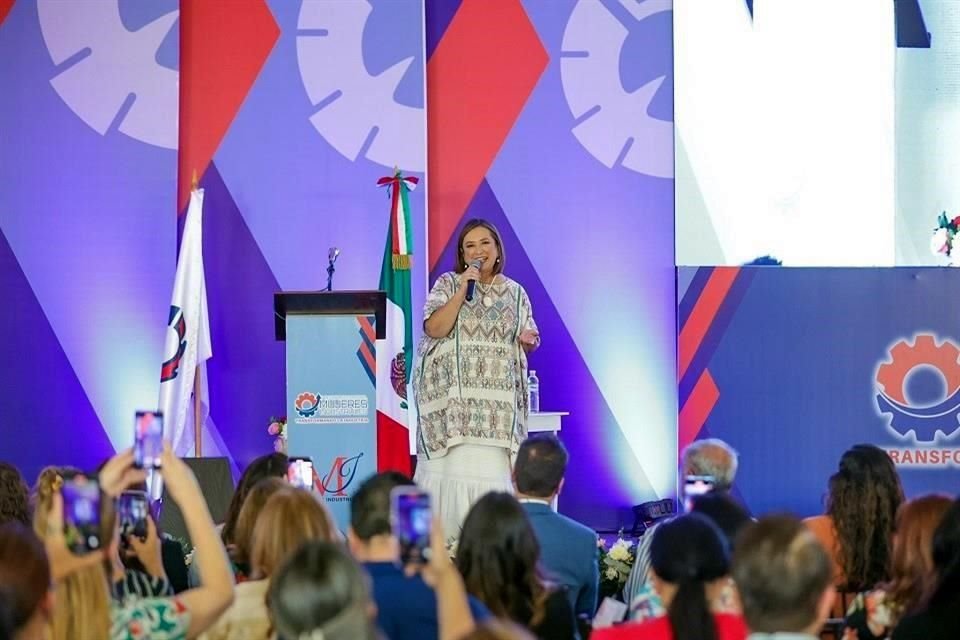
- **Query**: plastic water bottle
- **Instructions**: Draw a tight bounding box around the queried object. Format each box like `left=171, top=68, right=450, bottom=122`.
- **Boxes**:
left=527, top=370, right=540, bottom=413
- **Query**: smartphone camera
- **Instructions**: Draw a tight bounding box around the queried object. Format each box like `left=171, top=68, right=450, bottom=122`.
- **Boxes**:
left=287, top=457, right=315, bottom=491
left=61, top=472, right=102, bottom=555
left=391, top=488, right=432, bottom=566
left=134, top=411, right=164, bottom=469
left=683, top=474, right=716, bottom=512
left=118, top=490, right=150, bottom=542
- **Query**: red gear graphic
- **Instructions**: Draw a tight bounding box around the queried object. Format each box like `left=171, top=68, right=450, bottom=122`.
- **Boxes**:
left=876, top=335, right=960, bottom=404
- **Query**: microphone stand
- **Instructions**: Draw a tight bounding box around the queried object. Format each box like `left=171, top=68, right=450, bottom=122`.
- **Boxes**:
left=326, top=247, right=340, bottom=292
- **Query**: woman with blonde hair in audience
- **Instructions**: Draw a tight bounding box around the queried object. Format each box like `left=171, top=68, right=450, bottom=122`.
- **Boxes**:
left=843, top=494, right=951, bottom=640
left=224, top=476, right=286, bottom=582
left=199, top=487, right=337, bottom=640
left=33, top=446, right=234, bottom=639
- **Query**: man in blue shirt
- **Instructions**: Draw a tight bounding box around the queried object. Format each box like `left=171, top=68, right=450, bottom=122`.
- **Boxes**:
left=347, top=471, right=489, bottom=640
left=514, top=434, right=599, bottom=619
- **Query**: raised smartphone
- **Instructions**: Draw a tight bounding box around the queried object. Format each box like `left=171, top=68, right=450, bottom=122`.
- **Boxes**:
left=62, top=472, right=101, bottom=555
left=118, top=490, right=150, bottom=541
left=287, top=457, right=315, bottom=491
left=134, top=411, right=164, bottom=469
left=390, top=487, right=432, bottom=566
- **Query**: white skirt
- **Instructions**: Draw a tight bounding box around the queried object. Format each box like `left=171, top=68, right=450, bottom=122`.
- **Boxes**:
left=414, top=443, right=513, bottom=539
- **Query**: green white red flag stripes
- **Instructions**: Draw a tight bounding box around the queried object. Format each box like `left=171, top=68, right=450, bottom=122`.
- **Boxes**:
left=375, top=171, right=418, bottom=475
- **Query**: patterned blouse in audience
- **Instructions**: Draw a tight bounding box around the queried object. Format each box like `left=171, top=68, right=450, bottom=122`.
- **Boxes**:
left=110, top=596, right=190, bottom=640
left=629, top=577, right=740, bottom=623
left=112, top=569, right=174, bottom=603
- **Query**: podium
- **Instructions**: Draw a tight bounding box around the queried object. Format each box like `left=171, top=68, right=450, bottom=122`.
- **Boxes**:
left=275, top=291, right=386, bottom=530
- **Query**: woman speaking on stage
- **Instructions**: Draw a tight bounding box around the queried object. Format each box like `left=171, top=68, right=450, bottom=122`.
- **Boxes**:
left=413, top=218, right=540, bottom=533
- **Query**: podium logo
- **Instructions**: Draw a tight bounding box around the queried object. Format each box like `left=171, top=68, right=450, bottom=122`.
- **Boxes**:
left=875, top=334, right=960, bottom=443
left=294, top=393, right=370, bottom=424
left=317, top=453, right=364, bottom=500
left=295, top=392, right=320, bottom=418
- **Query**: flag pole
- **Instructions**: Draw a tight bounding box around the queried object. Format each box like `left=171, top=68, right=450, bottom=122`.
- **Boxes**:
left=191, top=169, right=202, bottom=458
left=194, top=366, right=202, bottom=457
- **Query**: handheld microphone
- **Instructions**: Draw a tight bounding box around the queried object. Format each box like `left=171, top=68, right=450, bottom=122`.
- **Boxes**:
left=465, top=259, right=482, bottom=302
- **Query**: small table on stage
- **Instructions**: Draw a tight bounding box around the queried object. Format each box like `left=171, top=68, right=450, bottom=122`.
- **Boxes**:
left=526, top=412, right=568, bottom=510
left=528, top=411, right=568, bottom=436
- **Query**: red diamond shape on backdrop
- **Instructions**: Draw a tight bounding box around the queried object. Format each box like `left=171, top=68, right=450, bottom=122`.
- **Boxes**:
left=426, top=0, right=548, bottom=268
left=178, top=0, right=279, bottom=212
left=0, top=0, right=14, bottom=27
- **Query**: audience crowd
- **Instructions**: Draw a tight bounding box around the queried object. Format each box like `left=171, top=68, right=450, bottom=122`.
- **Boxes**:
left=0, top=435, right=956, bottom=640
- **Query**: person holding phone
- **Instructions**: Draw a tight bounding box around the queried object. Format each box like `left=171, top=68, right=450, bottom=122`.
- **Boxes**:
left=32, top=446, right=235, bottom=640
left=346, top=472, right=490, bottom=640
left=415, top=219, right=539, bottom=533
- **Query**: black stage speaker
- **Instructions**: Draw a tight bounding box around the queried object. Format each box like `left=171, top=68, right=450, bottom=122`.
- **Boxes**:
left=158, top=457, right=234, bottom=541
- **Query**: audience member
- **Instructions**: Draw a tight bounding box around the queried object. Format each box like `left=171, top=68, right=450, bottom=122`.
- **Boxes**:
left=0, top=522, right=53, bottom=640
left=624, top=439, right=741, bottom=615
left=267, top=540, right=381, bottom=640
left=187, top=454, right=287, bottom=589
left=225, top=476, right=286, bottom=582
left=0, top=463, right=30, bottom=527
left=843, top=494, right=951, bottom=639
left=513, top=434, right=598, bottom=618
left=629, top=490, right=752, bottom=623
left=200, top=486, right=336, bottom=640
left=110, top=477, right=190, bottom=594
left=347, top=471, right=489, bottom=640
left=110, top=508, right=174, bottom=603
left=219, top=452, right=287, bottom=547
left=804, top=444, right=903, bottom=593
left=33, top=446, right=234, bottom=639
left=457, top=492, right=577, bottom=640
left=891, top=497, right=960, bottom=639
left=733, top=516, right=835, bottom=640
left=593, top=513, right=747, bottom=640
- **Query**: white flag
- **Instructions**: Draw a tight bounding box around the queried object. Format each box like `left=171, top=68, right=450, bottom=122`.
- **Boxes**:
left=158, top=188, right=212, bottom=457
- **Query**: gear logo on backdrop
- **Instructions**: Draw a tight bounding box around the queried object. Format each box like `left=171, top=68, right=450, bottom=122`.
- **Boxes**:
left=296, top=0, right=424, bottom=172
left=875, top=334, right=960, bottom=442
left=37, top=0, right=178, bottom=149
left=560, top=0, right=673, bottom=178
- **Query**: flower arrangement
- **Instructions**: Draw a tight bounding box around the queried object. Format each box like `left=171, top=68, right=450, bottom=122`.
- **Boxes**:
left=931, top=212, right=960, bottom=263
left=598, top=533, right=636, bottom=600
left=267, top=416, right=287, bottom=453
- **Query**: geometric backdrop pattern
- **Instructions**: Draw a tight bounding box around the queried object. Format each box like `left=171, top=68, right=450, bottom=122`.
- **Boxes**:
left=0, top=0, right=178, bottom=483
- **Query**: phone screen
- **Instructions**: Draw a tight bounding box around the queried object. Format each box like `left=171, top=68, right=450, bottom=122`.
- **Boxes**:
left=391, top=489, right=432, bottom=566
left=683, top=474, right=716, bottom=512
left=118, top=490, right=149, bottom=541
left=287, top=457, right=314, bottom=490
left=62, top=474, right=101, bottom=554
left=134, top=411, right=164, bottom=469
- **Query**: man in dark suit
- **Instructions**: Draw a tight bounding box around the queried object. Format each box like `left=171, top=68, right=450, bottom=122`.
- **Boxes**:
left=514, top=434, right=598, bottom=618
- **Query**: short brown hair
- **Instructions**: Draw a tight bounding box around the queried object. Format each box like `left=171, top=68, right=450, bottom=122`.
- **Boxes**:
left=455, top=219, right=505, bottom=275
left=250, top=488, right=337, bottom=579
left=733, top=515, right=832, bottom=633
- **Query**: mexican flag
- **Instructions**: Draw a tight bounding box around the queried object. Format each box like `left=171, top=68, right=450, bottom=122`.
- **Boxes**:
left=375, top=171, right=418, bottom=476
